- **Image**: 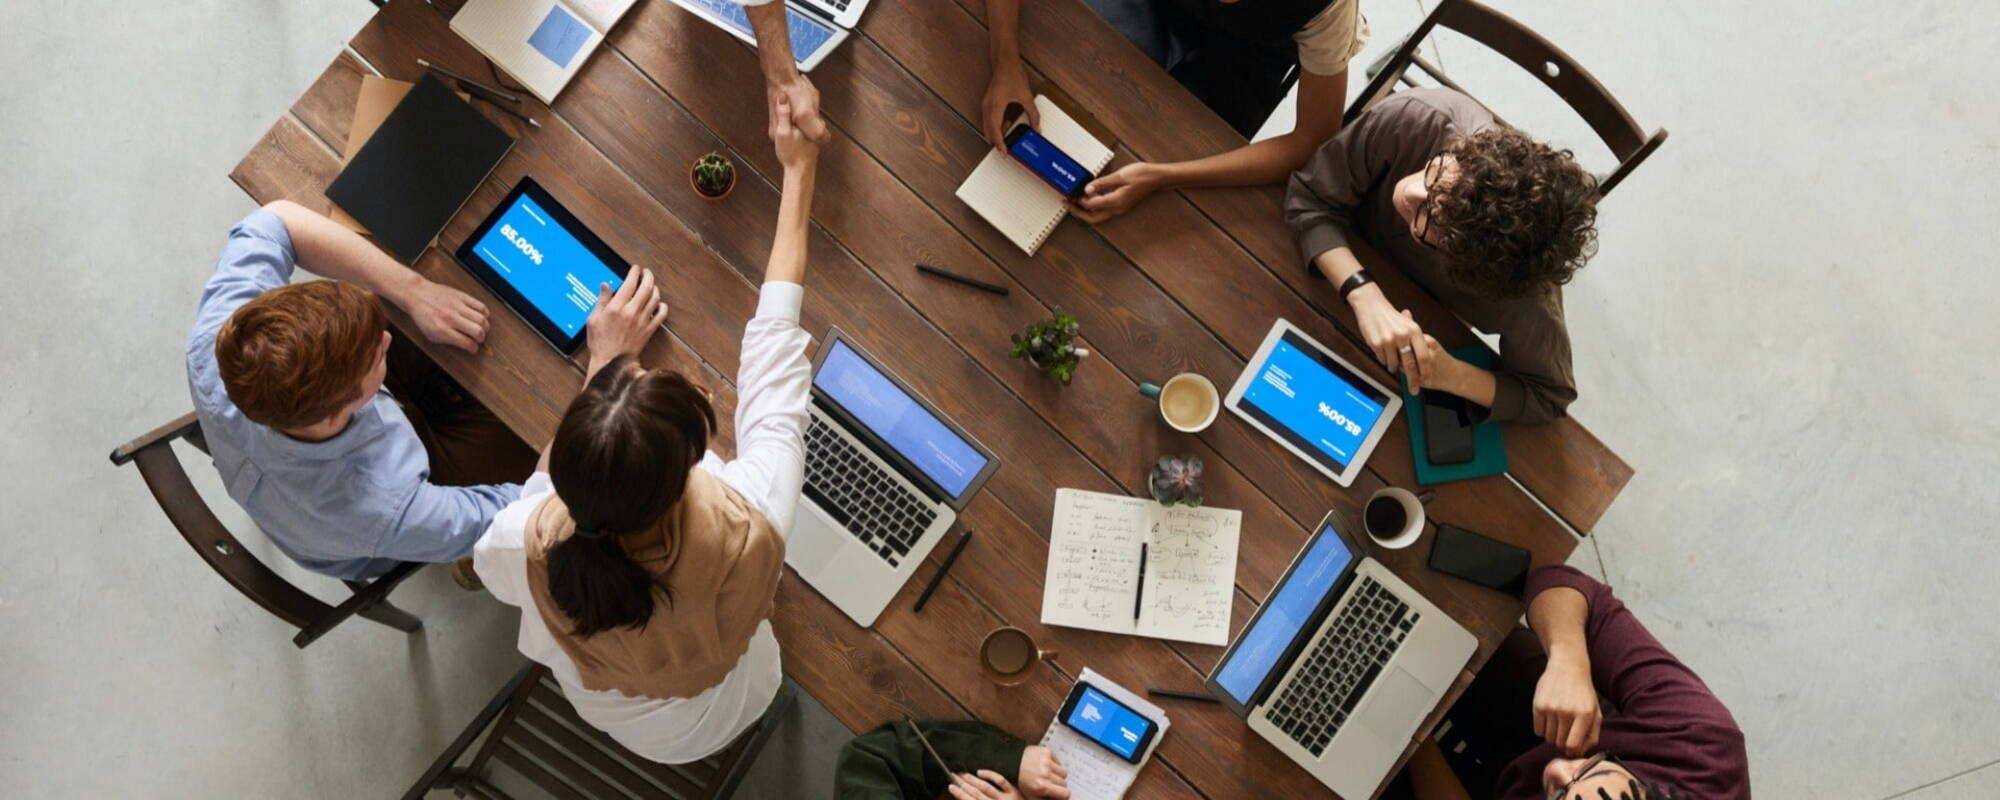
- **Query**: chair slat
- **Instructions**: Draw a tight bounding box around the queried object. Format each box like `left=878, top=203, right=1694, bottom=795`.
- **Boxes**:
left=525, top=677, right=714, bottom=797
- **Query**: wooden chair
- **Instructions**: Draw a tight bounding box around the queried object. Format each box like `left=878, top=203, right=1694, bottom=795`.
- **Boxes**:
left=402, top=664, right=797, bottom=799
left=109, top=412, right=427, bottom=649
left=1346, top=0, right=1668, bottom=197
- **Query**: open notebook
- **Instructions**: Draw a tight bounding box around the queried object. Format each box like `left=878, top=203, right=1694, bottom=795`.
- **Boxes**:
left=451, top=0, right=638, bottom=104
left=1040, top=489, right=1240, bottom=646
left=956, top=95, right=1115, bottom=255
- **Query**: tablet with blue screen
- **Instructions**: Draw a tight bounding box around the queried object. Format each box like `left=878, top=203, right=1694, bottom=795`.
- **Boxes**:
left=454, top=178, right=629, bottom=355
left=1225, top=319, right=1402, bottom=487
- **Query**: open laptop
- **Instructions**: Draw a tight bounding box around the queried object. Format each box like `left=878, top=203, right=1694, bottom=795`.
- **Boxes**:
left=787, top=329, right=999, bottom=627
left=668, top=0, right=870, bottom=72
left=1204, top=510, right=1477, bottom=799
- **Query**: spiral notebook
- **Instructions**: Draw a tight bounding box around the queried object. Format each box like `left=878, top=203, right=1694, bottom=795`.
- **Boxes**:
left=451, top=0, right=638, bottom=104
left=956, top=95, right=1115, bottom=255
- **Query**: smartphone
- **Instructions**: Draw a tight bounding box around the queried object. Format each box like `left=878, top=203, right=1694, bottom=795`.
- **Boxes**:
left=1422, top=390, right=1477, bottom=465
left=1004, top=119, right=1096, bottom=198
left=1428, top=524, right=1531, bottom=596
left=1057, top=681, right=1159, bottom=764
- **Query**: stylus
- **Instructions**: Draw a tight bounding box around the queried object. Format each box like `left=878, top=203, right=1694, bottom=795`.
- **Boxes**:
left=911, top=529, right=973, bottom=613
left=1146, top=688, right=1220, bottom=703
left=916, top=263, right=1010, bottom=295
left=419, top=59, right=521, bottom=103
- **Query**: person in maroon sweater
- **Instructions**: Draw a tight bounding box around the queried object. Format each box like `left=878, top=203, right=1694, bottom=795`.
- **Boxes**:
left=1404, top=566, right=1750, bottom=799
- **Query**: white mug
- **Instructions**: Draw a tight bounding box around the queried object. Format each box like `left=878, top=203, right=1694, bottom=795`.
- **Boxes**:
left=1362, top=487, right=1426, bottom=550
left=1139, top=373, right=1220, bottom=433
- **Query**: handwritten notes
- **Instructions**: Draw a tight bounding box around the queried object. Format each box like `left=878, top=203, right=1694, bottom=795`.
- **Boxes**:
left=1041, top=489, right=1241, bottom=646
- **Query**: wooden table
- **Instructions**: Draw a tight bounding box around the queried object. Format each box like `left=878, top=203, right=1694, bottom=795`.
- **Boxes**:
left=230, top=1, right=1632, bottom=796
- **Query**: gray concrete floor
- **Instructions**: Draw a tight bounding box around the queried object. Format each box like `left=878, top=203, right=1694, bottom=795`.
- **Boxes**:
left=2, top=0, right=1994, bottom=797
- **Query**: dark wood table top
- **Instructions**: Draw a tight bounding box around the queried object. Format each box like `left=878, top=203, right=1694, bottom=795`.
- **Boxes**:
left=228, top=1, right=1632, bottom=796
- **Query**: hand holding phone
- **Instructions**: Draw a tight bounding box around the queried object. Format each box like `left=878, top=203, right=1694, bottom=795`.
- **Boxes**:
left=1005, top=119, right=1097, bottom=199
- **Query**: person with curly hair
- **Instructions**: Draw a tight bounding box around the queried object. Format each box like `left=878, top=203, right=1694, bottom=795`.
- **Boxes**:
left=1285, top=88, right=1600, bottom=422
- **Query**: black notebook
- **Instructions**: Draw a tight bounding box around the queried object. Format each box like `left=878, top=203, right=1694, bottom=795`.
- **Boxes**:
left=325, top=73, right=514, bottom=263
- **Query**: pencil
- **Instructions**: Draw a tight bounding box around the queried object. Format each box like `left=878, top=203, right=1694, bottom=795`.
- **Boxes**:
left=912, top=529, right=973, bottom=612
left=418, top=59, right=521, bottom=103
left=1147, top=688, right=1220, bottom=703
left=916, top=263, right=1010, bottom=295
left=469, top=92, right=542, bottom=128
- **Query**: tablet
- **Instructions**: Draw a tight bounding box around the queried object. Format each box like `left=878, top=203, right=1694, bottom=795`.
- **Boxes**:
left=1225, top=319, right=1402, bottom=487
left=454, top=178, right=629, bottom=355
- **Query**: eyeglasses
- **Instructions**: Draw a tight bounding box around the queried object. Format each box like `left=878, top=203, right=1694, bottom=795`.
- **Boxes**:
left=1412, top=156, right=1446, bottom=250
left=1550, top=753, right=1642, bottom=800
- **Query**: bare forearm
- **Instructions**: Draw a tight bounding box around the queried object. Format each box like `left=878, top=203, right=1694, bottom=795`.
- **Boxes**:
left=1528, top=586, right=1591, bottom=666
left=766, top=166, right=816, bottom=284
left=263, top=200, right=422, bottom=306
left=1311, top=245, right=1367, bottom=285
left=986, top=0, right=1022, bottom=63
left=1152, top=132, right=1321, bottom=191
left=745, top=3, right=800, bottom=86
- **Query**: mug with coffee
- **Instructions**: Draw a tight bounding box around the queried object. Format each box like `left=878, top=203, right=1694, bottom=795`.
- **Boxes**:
left=1362, top=487, right=1426, bottom=549
left=1139, top=373, right=1220, bottom=433
left=980, top=626, right=1057, bottom=686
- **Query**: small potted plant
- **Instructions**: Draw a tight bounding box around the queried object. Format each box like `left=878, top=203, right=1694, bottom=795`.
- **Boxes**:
left=690, top=152, right=736, bottom=200
left=1009, top=309, right=1090, bottom=385
left=1149, top=453, right=1205, bottom=507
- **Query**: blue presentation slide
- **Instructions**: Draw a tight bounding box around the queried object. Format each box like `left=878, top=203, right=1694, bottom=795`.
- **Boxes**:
left=815, top=341, right=987, bottom=497
left=679, top=0, right=837, bottom=61
left=472, top=193, right=623, bottom=338
left=1215, top=526, right=1354, bottom=704
left=1240, top=335, right=1387, bottom=469
left=1008, top=128, right=1089, bottom=195
left=528, top=5, right=592, bottom=68
left=1066, top=686, right=1153, bottom=760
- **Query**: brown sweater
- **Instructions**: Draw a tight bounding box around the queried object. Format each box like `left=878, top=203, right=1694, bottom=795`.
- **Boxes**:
left=1284, top=88, right=1577, bottom=423
left=523, top=468, right=785, bottom=700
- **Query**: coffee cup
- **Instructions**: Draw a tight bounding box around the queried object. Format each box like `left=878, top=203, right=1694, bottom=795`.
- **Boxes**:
left=980, top=626, right=1057, bottom=686
left=1138, top=373, right=1220, bottom=433
left=1361, top=487, right=1426, bottom=549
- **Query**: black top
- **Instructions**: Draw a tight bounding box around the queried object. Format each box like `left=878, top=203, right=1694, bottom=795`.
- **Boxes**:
left=1159, top=0, right=1334, bottom=51
left=325, top=73, right=513, bottom=263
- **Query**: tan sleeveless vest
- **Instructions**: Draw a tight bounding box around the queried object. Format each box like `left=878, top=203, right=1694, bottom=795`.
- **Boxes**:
left=523, top=468, right=785, bottom=699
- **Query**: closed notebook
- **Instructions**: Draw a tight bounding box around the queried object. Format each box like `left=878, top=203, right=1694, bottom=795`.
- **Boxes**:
left=956, top=95, right=1115, bottom=255
left=324, top=73, right=514, bottom=264
left=451, top=0, right=638, bottom=104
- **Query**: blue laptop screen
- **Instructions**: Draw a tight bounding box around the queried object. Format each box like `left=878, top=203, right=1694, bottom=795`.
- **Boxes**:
left=678, top=0, right=838, bottom=60
left=1214, top=524, right=1354, bottom=706
left=1238, top=330, right=1390, bottom=471
left=468, top=191, right=624, bottom=339
left=814, top=340, right=988, bottom=499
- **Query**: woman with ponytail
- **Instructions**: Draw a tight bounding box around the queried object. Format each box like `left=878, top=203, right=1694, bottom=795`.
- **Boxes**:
left=472, top=98, right=821, bottom=763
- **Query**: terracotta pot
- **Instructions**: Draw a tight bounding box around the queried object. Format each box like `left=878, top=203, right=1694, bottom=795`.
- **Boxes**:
left=689, top=160, right=735, bottom=201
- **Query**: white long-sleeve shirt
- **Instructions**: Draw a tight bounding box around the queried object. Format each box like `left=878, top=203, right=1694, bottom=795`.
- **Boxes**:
left=474, top=282, right=811, bottom=764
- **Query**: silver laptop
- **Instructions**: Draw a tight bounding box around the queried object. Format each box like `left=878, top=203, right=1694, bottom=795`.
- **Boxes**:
left=668, top=0, right=870, bottom=72
left=1204, top=510, right=1476, bottom=799
left=785, top=329, right=999, bottom=627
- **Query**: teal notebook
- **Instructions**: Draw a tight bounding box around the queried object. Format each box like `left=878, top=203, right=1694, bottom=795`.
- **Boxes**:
left=1399, top=345, right=1507, bottom=486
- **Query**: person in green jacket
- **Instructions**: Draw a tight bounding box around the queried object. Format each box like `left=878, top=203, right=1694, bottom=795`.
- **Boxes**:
left=835, top=719, right=1071, bottom=800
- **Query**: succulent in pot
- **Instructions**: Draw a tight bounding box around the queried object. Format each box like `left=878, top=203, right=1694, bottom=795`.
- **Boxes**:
left=690, top=152, right=736, bottom=199
left=1008, top=309, right=1089, bottom=385
left=1149, top=453, right=1205, bottom=507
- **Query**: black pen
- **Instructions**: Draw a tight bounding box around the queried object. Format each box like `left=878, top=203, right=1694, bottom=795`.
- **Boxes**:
left=1147, top=688, right=1220, bottom=703
left=1133, top=542, right=1147, bottom=620
left=916, top=263, right=1010, bottom=295
left=912, top=529, right=973, bottom=612
left=419, top=58, right=521, bottom=103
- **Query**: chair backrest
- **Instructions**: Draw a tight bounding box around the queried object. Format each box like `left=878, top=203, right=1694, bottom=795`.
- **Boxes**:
left=110, top=413, right=336, bottom=631
left=1346, top=0, right=1668, bottom=197
left=430, top=666, right=793, bottom=799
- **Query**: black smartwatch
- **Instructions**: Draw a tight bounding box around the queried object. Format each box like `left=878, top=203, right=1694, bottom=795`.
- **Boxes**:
left=1337, top=270, right=1375, bottom=301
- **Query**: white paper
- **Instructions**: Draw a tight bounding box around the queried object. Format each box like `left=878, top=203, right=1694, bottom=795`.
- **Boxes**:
left=954, top=95, right=1115, bottom=255
left=1039, top=668, right=1169, bottom=800
left=1041, top=489, right=1240, bottom=646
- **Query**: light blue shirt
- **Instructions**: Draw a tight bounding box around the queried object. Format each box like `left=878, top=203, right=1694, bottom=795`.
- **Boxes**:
left=186, top=210, right=520, bottom=580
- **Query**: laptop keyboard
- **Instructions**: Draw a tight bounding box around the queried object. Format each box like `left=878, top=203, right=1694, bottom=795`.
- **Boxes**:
left=802, top=416, right=937, bottom=568
left=825, top=0, right=850, bottom=10
left=1265, top=576, right=1419, bottom=756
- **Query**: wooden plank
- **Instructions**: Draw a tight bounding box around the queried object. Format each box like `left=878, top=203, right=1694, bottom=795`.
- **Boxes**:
left=289, top=49, right=369, bottom=154
left=942, top=0, right=1630, bottom=534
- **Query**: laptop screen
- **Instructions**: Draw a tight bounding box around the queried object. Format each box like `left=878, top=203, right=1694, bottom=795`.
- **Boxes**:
left=1212, top=523, right=1355, bottom=708
left=814, top=339, right=990, bottom=499
left=675, top=0, right=840, bottom=60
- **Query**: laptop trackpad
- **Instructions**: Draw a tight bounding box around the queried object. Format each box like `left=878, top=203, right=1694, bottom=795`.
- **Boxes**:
left=1358, top=669, right=1435, bottom=744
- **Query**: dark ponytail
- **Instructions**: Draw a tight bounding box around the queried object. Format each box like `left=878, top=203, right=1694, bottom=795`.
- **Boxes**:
left=545, top=355, right=716, bottom=636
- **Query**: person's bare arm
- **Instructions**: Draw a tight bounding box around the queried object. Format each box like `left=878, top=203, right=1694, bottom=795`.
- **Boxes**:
left=767, top=98, right=817, bottom=285
left=746, top=2, right=830, bottom=142
left=261, top=200, right=489, bottom=352
left=980, top=0, right=1038, bottom=149
left=1072, top=69, right=1348, bottom=222
left=1527, top=585, right=1602, bottom=756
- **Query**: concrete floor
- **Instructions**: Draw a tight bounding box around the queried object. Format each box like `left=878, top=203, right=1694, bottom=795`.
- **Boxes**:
left=3, top=0, right=1994, bottom=797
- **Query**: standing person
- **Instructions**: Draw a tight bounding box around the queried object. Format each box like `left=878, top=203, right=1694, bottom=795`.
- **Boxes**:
left=980, top=0, right=1368, bottom=223
left=1285, top=87, right=1600, bottom=423
left=1398, top=567, right=1749, bottom=799
left=472, top=96, right=820, bottom=762
left=836, top=719, right=1071, bottom=800
left=738, top=0, right=834, bottom=144
left=187, top=200, right=535, bottom=585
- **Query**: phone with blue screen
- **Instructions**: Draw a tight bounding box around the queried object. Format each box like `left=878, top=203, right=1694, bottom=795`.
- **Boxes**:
left=1058, top=681, right=1158, bottom=764
left=1004, top=119, right=1095, bottom=198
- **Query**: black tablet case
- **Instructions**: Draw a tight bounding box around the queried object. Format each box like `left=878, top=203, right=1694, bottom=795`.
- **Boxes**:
left=325, top=73, right=514, bottom=263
